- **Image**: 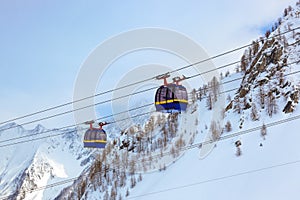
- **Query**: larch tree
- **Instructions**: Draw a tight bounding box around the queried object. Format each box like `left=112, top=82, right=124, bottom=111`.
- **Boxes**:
left=236, top=146, right=242, bottom=157
left=250, top=103, right=259, bottom=121
left=206, top=92, right=213, bottom=110
left=225, top=121, right=232, bottom=132
left=233, top=97, right=242, bottom=114
left=210, top=120, right=221, bottom=141
left=265, top=30, right=271, bottom=38
left=198, top=87, right=203, bottom=101
left=267, top=92, right=277, bottom=117
left=110, top=187, right=117, bottom=200
left=225, top=70, right=230, bottom=77
left=191, top=88, right=197, bottom=103
left=211, top=76, right=220, bottom=102
left=252, top=40, right=260, bottom=55
left=259, top=84, right=265, bottom=109
left=130, top=176, right=136, bottom=188
left=261, top=123, right=267, bottom=140
left=126, top=188, right=130, bottom=197
left=129, top=157, right=136, bottom=176
left=248, top=47, right=252, bottom=63
left=103, top=190, right=109, bottom=200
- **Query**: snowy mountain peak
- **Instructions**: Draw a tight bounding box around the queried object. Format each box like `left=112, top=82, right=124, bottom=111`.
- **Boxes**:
left=0, top=122, right=24, bottom=133
left=0, top=124, right=94, bottom=200
left=31, top=124, right=46, bottom=133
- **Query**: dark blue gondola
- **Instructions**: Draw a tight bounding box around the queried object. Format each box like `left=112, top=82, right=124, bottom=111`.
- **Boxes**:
left=83, top=121, right=108, bottom=148
left=155, top=74, right=188, bottom=112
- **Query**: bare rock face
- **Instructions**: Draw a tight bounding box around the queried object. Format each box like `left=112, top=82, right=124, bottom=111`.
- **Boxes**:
left=225, top=100, right=233, bottom=111
left=290, top=91, right=299, bottom=103
left=283, top=101, right=294, bottom=113
left=239, top=88, right=249, bottom=98
left=226, top=2, right=300, bottom=122
left=243, top=102, right=252, bottom=110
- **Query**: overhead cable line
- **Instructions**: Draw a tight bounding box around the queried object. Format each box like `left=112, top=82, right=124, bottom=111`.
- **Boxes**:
left=0, top=60, right=299, bottom=146
left=1, top=49, right=298, bottom=133
left=0, top=27, right=298, bottom=127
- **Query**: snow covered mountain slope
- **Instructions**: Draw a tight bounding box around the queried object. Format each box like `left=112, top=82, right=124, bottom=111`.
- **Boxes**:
left=129, top=3, right=300, bottom=200
left=0, top=124, right=93, bottom=200
left=129, top=113, right=300, bottom=200
left=1, top=2, right=299, bottom=200
left=55, top=107, right=199, bottom=199
left=54, top=3, right=300, bottom=200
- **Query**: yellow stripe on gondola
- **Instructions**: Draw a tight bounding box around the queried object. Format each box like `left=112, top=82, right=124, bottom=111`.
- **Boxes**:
left=155, top=99, right=188, bottom=105
left=84, top=140, right=107, bottom=143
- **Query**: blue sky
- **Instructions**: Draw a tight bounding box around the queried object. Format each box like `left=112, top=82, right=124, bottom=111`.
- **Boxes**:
left=0, top=0, right=297, bottom=128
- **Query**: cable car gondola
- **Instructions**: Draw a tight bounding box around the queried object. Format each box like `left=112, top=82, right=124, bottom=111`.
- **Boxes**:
left=155, top=74, right=188, bottom=112
left=83, top=121, right=108, bottom=148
